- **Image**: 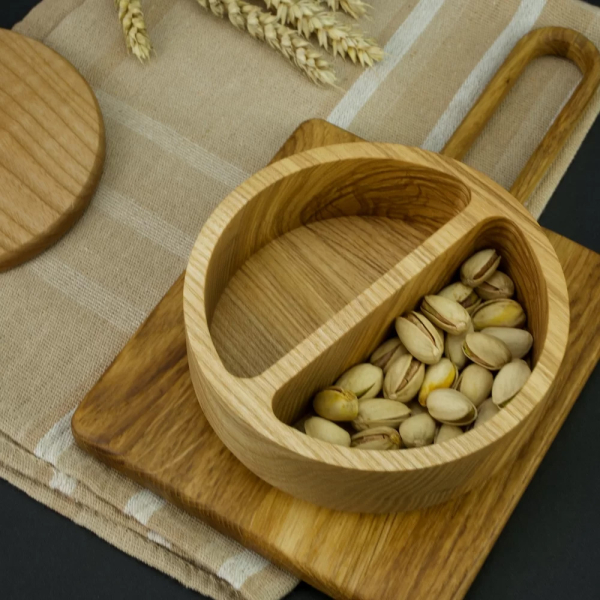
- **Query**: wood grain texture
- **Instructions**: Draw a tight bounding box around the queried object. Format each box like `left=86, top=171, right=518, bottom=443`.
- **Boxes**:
left=0, top=29, right=105, bottom=271
left=442, top=27, right=600, bottom=203
left=73, top=120, right=600, bottom=600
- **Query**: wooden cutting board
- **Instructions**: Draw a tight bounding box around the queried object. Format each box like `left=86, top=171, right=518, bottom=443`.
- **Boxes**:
left=73, top=119, right=600, bottom=600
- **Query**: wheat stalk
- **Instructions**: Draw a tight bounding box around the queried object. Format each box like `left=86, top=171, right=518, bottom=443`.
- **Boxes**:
left=264, top=0, right=382, bottom=66
left=115, top=0, right=152, bottom=61
left=324, top=0, right=370, bottom=19
left=196, top=0, right=337, bottom=85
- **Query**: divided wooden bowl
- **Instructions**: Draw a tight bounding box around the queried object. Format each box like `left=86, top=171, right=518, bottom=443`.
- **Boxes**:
left=183, top=142, right=569, bottom=513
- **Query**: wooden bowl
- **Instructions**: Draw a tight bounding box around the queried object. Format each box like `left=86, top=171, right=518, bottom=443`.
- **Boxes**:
left=183, top=142, right=569, bottom=513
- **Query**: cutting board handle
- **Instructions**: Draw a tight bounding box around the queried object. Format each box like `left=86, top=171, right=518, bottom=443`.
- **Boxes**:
left=441, top=26, right=600, bottom=205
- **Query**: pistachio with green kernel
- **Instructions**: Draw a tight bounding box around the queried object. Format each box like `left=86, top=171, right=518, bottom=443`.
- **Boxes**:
left=395, top=311, right=444, bottom=364
left=352, top=399, right=411, bottom=431
left=472, top=299, right=526, bottom=330
left=475, top=271, right=514, bottom=300
left=351, top=426, right=401, bottom=450
left=438, top=282, right=482, bottom=314
left=335, top=363, right=383, bottom=399
left=453, top=363, right=493, bottom=408
left=369, top=338, right=408, bottom=373
left=313, top=387, right=359, bottom=421
left=463, top=332, right=512, bottom=370
left=460, top=249, right=501, bottom=287
left=473, top=399, right=500, bottom=428
left=492, top=359, right=531, bottom=407
left=399, top=413, right=437, bottom=448
left=304, top=417, right=351, bottom=446
left=418, top=358, right=458, bottom=406
left=383, top=354, right=425, bottom=403
left=420, top=295, right=471, bottom=334
left=427, top=388, right=477, bottom=426
left=445, top=320, right=474, bottom=370
left=481, top=327, right=533, bottom=359
left=435, top=424, right=463, bottom=444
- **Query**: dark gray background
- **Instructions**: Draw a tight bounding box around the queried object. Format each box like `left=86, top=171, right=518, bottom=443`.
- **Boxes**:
left=1, top=3, right=599, bottom=599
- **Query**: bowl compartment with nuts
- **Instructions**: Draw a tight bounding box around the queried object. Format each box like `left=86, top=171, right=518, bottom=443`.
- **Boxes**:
left=184, top=143, right=569, bottom=513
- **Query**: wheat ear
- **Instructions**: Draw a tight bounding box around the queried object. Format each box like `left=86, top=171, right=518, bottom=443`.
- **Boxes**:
left=196, top=0, right=337, bottom=85
left=324, top=0, right=370, bottom=19
left=264, top=0, right=382, bottom=66
left=115, top=0, right=152, bottom=61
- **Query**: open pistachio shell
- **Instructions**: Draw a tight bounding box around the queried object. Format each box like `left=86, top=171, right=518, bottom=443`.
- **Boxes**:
left=351, top=426, right=401, bottom=450
left=335, top=363, right=383, bottom=399
left=426, top=388, right=477, bottom=426
left=421, top=295, right=471, bottom=334
left=474, top=399, right=500, bottom=428
left=492, top=359, right=531, bottom=407
left=460, top=249, right=501, bottom=287
left=434, top=424, right=463, bottom=444
left=399, top=413, right=437, bottom=448
left=475, top=271, right=514, bottom=300
left=418, top=358, right=458, bottom=406
left=453, top=363, right=493, bottom=408
left=437, top=282, right=481, bottom=314
left=369, top=338, right=408, bottom=373
left=352, top=399, right=411, bottom=431
left=445, top=320, right=474, bottom=370
left=481, top=327, right=533, bottom=359
left=304, top=417, right=351, bottom=446
left=395, top=311, right=444, bottom=365
left=463, top=332, right=511, bottom=370
left=313, top=387, right=359, bottom=421
left=383, top=354, right=425, bottom=403
left=472, top=299, right=526, bottom=330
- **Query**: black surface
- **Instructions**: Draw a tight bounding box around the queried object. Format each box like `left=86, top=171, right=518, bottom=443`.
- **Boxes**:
left=1, top=4, right=600, bottom=600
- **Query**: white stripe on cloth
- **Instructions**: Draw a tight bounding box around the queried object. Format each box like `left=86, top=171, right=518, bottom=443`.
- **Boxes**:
left=94, top=187, right=196, bottom=260
left=34, top=409, right=78, bottom=497
left=422, top=0, right=548, bottom=152
left=95, top=90, right=250, bottom=189
left=148, top=530, right=172, bottom=549
left=30, top=254, right=146, bottom=333
left=124, top=489, right=166, bottom=526
left=327, top=0, right=446, bottom=129
left=217, top=548, right=271, bottom=590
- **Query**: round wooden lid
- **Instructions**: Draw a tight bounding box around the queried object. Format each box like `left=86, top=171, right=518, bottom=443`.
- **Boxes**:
left=0, top=29, right=105, bottom=272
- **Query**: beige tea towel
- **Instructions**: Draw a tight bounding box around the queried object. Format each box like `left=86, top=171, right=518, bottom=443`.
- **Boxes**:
left=3, top=0, right=600, bottom=598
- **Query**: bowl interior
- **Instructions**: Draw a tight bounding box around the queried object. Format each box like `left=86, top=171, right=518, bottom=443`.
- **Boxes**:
left=208, top=158, right=471, bottom=378
left=272, top=217, right=547, bottom=426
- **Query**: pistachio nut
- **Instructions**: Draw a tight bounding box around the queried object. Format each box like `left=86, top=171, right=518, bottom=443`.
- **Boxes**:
left=370, top=338, right=408, bottom=373
left=463, top=332, right=512, bottom=371
left=460, top=249, right=501, bottom=287
left=304, top=416, right=351, bottom=446
left=418, top=358, right=458, bottom=406
left=438, top=281, right=482, bottom=314
left=335, top=363, right=383, bottom=399
left=420, top=295, right=471, bottom=335
left=399, top=413, right=437, bottom=448
left=407, top=400, right=427, bottom=416
left=481, top=327, right=533, bottom=360
left=383, top=354, right=425, bottom=403
left=473, top=399, right=499, bottom=429
left=292, top=413, right=313, bottom=433
left=492, top=359, right=531, bottom=407
left=475, top=271, right=514, bottom=300
left=472, top=299, right=526, bottom=330
left=453, top=363, right=493, bottom=408
left=426, top=388, right=477, bottom=426
left=445, top=320, right=474, bottom=370
left=434, top=424, right=463, bottom=444
left=351, top=426, right=401, bottom=450
left=395, top=311, right=444, bottom=365
left=352, top=399, right=411, bottom=431
left=313, top=387, right=359, bottom=421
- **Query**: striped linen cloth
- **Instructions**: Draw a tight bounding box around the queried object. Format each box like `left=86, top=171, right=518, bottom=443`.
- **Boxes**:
left=4, top=0, right=600, bottom=598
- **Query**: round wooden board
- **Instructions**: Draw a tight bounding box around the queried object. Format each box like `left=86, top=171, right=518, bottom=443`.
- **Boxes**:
left=0, top=29, right=105, bottom=272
